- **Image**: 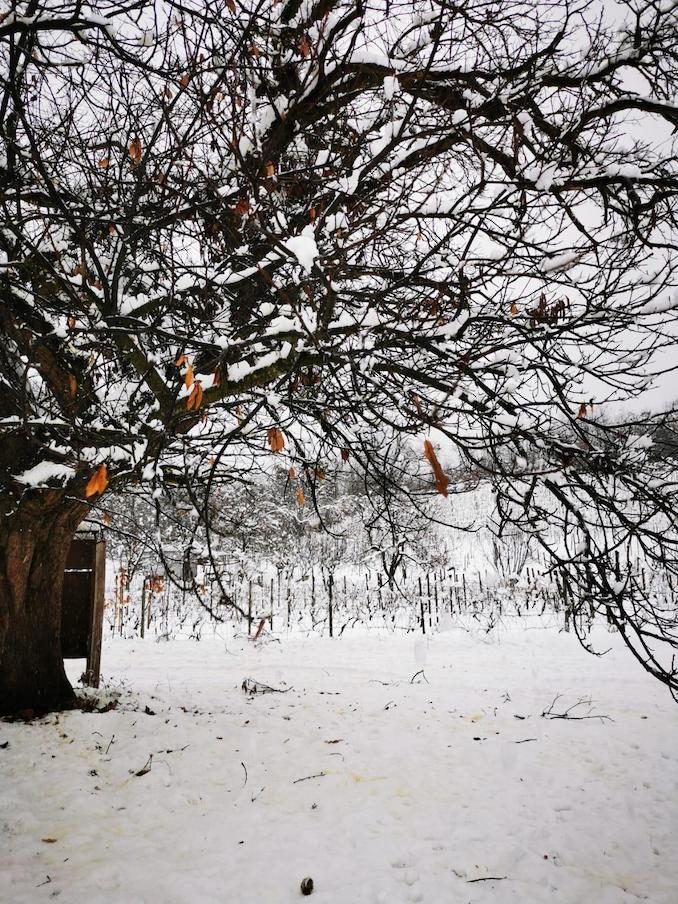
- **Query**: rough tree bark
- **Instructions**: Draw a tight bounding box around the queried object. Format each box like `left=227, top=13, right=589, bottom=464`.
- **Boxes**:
left=0, top=490, right=87, bottom=715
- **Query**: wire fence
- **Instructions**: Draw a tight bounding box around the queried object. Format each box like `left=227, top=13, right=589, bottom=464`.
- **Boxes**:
left=104, top=562, right=582, bottom=641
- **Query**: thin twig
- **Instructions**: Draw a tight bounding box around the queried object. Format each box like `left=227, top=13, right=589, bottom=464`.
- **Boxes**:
left=293, top=771, right=326, bottom=784
left=541, top=695, right=612, bottom=722
left=467, top=876, right=508, bottom=883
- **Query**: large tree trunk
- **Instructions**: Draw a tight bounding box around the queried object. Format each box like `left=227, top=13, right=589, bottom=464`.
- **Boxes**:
left=0, top=490, right=87, bottom=716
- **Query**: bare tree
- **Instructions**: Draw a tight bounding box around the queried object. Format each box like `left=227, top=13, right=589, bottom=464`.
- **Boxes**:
left=1, top=0, right=677, bottom=712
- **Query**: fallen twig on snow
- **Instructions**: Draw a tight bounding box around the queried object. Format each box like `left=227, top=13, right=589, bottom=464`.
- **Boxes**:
left=410, top=669, right=429, bottom=684
left=541, top=695, right=612, bottom=723
left=134, top=754, right=153, bottom=777
left=293, top=771, right=326, bottom=784
left=241, top=677, right=292, bottom=696
left=467, top=876, right=508, bottom=883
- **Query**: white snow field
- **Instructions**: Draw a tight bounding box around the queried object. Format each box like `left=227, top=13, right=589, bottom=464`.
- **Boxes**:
left=1, top=621, right=677, bottom=904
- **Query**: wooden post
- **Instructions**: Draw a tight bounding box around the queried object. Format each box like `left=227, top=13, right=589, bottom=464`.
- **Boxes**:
left=269, top=577, right=274, bottom=630
left=248, top=579, right=253, bottom=635
left=85, top=539, right=106, bottom=688
left=418, top=576, right=425, bottom=634
left=140, top=577, right=146, bottom=640
left=328, top=571, right=334, bottom=638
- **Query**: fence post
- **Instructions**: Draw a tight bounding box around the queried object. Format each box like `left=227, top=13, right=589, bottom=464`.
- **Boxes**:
left=418, top=576, right=425, bottom=634
left=140, top=577, right=146, bottom=639
left=328, top=571, right=334, bottom=638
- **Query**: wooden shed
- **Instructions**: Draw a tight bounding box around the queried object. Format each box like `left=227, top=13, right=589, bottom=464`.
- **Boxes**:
left=61, top=531, right=106, bottom=688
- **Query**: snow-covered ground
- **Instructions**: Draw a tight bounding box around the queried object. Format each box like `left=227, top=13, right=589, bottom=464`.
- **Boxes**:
left=1, top=621, right=677, bottom=904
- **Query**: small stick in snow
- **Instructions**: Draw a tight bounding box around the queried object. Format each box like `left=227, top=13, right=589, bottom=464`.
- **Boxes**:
left=541, top=695, right=612, bottom=722
left=515, top=738, right=538, bottom=744
left=242, top=677, right=292, bottom=696
left=241, top=761, right=248, bottom=786
left=410, top=669, right=429, bottom=684
left=135, top=754, right=153, bottom=777
left=467, top=876, right=507, bottom=883
left=293, top=772, right=326, bottom=784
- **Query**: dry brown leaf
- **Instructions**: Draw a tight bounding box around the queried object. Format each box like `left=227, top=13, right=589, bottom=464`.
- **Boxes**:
left=267, top=427, right=285, bottom=453
left=314, top=467, right=326, bottom=480
left=423, top=439, right=449, bottom=498
left=577, top=403, right=587, bottom=419
left=510, top=303, right=519, bottom=315
left=67, top=374, right=77, bottom=399
left=288, top=467, right=297, bottom=479
left=341, top=448, right=350, bottom=463
left=234, top=197, right=250, bottom=216
left=212, top=365, right=222, bottom=388
left=41, top=838, right=58, bottom=844
left=295, top=487, right=305, bottom=507
left=186, top=382, right=203, bottom=411
left=299, top=35, right=311, bottom=58
left=128, top=137, right=142, bottom=165
left=183, top=363, right=194, bottom=389
left=85, top=464, right=109, bottom=498
left=226, top=0, right=236, bottom=12
left=97, top=157, right=109, bottom=169
left=264, top=160, right=276, bottom=177
left=175, top=353, right=187, bottom=367
left=179, top=72, right=190, bottom=90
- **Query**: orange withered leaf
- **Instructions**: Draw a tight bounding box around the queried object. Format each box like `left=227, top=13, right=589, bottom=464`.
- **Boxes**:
left=423, top=439, right=449, bottom=498
left=298, top=35, right=311, bottom=58
left=577, top=403, right=587, bottom=418
left=287, top=467, right=296, bottom=479
left=184, top=363, right=194, bottom=389
left=179, top=72, right=190, bottom=90
left=97, top=157, right=109, bottom=169
left=510, top=303, right=519, bottom=315
left=186, top=382, right=203, bottom=410
left=264, top=160, right=276, bottom=177
left=315, top=467, right=326, bottom=480
left=226, top=0, right=236, bottom=12
left=267, top=427, right=285, bottom=453
left=234, top=197, right=250, bottom=216
left=85, top=464, right=109, bottom=498
left=295, top=487, right=305, bottom=507
left=175, top=353, right=187, bottom=367
left=128, top=137, right=142, bottom=165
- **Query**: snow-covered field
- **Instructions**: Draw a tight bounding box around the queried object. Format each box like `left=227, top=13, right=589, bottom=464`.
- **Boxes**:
left=1, top=621, right=677, bottom=904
